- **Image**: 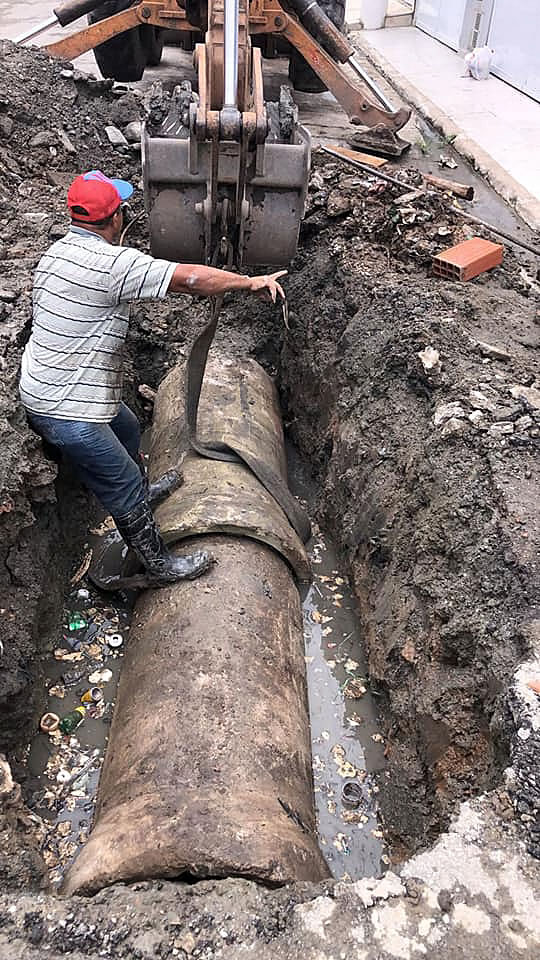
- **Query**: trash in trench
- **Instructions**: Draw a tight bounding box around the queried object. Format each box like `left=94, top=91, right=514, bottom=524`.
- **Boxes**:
left=438, top=154, right=458, bottom=169
left=40, top=712, right=60, bottom=733
left=342, top=780, right=363, bottom=808
left=344, top=677, right=367, bottom=699
left=25, top=563, right=130, bottom=888
left=80, top=687, right=103, bottom=704
left=68, top=613, right=87, bottom=632
left=59, top=707, right=86, bottom=734
left=88, top=668, right=113, bottom=684
left=107, top=633, right=123, bottom=649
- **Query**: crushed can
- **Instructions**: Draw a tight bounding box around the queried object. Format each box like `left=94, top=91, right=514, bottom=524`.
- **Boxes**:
left=81, top=687, right=103, bottom=704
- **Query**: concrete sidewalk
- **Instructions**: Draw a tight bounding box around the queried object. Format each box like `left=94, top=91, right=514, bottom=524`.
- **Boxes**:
left=357, top=25, right=540, bottom=230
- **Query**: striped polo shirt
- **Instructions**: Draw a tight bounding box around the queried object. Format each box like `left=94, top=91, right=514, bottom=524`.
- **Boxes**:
left=19, top=227, right=176, bottom=423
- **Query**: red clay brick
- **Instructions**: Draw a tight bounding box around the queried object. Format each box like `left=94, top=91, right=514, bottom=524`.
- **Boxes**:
left=432, top=236, right=504, bottom=281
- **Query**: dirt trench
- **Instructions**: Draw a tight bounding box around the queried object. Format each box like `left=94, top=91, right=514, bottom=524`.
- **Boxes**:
left=125, top=158, right=540, bottom=855
left=0, top=37, right=539, bottom=948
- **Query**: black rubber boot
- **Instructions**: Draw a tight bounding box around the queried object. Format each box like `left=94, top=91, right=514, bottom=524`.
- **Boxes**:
left=148, top=468, right=182, bottom=506
left=138, top=457, right=183, bottom=507
left=114, top=500, right=211, bottom=585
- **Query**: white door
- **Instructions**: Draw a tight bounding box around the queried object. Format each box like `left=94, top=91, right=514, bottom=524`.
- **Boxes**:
left=487, top=0, right=540, bottom=101
left=414, top=0, right=469, bottom=51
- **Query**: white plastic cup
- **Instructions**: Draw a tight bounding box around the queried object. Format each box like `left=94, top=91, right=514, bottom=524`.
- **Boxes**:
left=361, top=0, right=387, bottom=29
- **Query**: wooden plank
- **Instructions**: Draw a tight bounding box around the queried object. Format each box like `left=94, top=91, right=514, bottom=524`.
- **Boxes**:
left=325, top=144, right=388, bottom=167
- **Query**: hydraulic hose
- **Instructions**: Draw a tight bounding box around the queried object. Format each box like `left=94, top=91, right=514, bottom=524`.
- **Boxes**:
left=285, top=0, right=396, bottom=111
left=287, top=0, right=352, bottom=62
left=53, top=0, right=116, bottom=28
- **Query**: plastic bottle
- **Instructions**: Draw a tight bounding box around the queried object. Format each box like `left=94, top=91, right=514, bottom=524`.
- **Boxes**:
left=59, top=706, right=86, bottom=734
left=68, top=612, right=87, bottom=631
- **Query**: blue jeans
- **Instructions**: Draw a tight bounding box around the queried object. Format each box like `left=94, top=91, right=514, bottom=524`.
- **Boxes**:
left=27, top=403, right=144, bottom=517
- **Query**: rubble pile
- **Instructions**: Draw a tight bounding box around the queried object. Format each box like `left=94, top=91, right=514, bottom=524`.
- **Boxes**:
left=305, top=161, right=464, bottom=264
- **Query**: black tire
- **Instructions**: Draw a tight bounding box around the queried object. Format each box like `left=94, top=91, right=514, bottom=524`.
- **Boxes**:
left=142, top=26, right=165, bottom=67
left=288, top=0, right=345, bottom=94
left=89, top=0, right=147, bottom=82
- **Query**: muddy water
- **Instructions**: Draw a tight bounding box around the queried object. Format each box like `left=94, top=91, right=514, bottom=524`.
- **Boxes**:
left=289, top=450, right=388, bottom=879
left=303, top=530, right=388, bottom=879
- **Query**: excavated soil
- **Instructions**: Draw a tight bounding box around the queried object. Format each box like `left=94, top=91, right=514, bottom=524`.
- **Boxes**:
left=0, top=36, right=539, bottom=958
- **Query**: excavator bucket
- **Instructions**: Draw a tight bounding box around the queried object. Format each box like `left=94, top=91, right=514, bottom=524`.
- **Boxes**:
left=142, top=79, right=311, bottom=267
left=39, top=0, right=411, bottom=266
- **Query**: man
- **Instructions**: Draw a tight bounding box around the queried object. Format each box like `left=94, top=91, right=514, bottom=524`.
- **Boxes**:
left=20, top=170, right=286, bottom=586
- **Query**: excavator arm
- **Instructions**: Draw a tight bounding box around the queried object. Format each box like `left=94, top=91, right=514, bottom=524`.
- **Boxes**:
left=35, top=0, right=411, bottom=265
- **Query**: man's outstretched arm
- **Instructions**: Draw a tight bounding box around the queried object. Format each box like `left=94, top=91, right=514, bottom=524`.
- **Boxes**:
left=168, top=264, right=287, bottom=302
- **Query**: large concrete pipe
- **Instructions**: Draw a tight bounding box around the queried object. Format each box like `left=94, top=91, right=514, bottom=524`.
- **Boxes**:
left=64, top=357, right=329, bottom=894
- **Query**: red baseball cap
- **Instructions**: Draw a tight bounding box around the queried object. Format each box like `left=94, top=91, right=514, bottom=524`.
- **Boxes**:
left=67, top=170, right=134, bottom=223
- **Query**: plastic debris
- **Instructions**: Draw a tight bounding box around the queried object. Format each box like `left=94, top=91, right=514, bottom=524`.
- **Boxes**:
left=344, top=678, right=367, bottom=699
left=333, top=832, right=351, bottom=854
left=107, top=633, right=123, bottom=649
left=68, top=613, right=87, bottom=631
left=438, top=154, right=458, bottom=169
left=88, top=668, right=113, bottom=684
left=62, top=668, right=85, bottom=687
left=54, top=649, right=83, bottom=662
left=80, top=687, right=103, bottom=704
left=86, top=643, right=103, bottom=659
left=59, top=707, right=85, bottom=734
left=40, top=712, right=60, bottom=733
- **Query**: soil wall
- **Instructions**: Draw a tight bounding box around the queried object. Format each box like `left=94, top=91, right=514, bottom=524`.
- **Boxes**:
left=277, top=163, right=539, bottom=849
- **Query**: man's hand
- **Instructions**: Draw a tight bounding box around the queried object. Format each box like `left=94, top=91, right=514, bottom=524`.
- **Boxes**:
left=248, top=271, right=287, bottom=303
left=169, top=264, right=287, bottom=299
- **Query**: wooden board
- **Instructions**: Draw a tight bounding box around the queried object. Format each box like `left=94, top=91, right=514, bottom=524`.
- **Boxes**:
left=325, top=144, right=388, bottom=167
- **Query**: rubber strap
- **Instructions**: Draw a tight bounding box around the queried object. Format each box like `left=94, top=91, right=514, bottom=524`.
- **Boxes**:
left=185, top=296, right=312, bottom=545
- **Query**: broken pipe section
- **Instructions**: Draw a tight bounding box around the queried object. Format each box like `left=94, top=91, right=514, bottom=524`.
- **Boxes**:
left=63, top=357, right=329, bottom=894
